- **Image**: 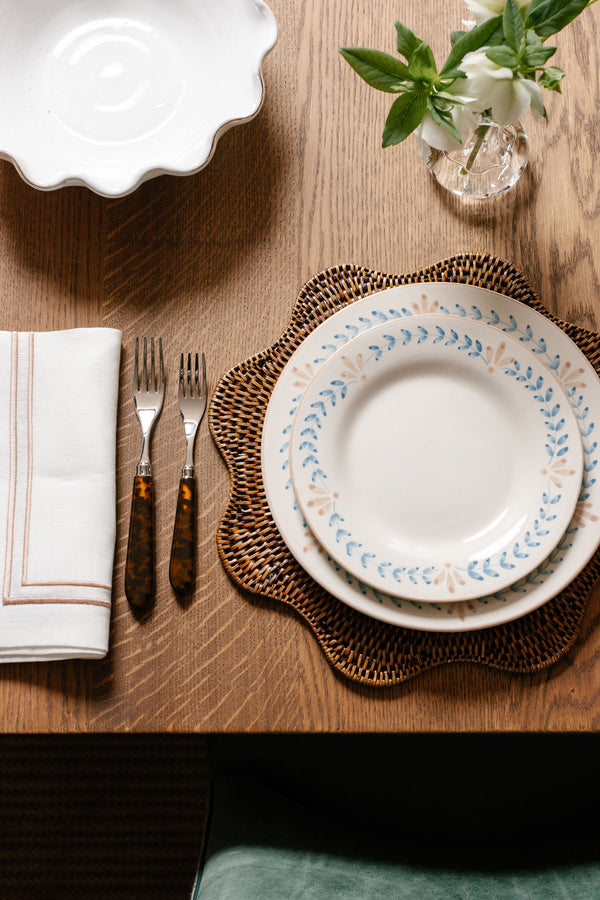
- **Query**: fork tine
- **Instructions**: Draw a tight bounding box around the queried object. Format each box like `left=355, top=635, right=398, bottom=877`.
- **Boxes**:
left=142, top=338, right=148, bottom=392
left=133, top=337, right=139, bottom=392
left=133, top=337, right=166, bottom=395
left=187, top=352, right=193, bottom=398
left=201, top=352, right=206, bottom=398
left=194, top=353, right=199, bottom=396
left=178, top=352, right=184, bottom=396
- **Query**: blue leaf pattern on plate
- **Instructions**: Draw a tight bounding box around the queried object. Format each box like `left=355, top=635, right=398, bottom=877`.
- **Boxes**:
left=295, top=322, right=576, bottom=591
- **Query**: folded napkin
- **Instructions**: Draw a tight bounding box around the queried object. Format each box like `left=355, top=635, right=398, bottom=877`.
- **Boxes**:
left=0, top=328, right=121, bottom=661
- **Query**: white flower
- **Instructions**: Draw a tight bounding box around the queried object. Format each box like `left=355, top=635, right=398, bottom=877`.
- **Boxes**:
left=415, top=104, right=478, bottom=151
left=455, top=49, right=545, bottom=124
left=464, top=0, right=528, bottom=25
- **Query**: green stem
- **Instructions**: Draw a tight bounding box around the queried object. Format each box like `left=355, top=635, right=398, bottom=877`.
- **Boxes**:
left=459, top=121, right=491, bottom=177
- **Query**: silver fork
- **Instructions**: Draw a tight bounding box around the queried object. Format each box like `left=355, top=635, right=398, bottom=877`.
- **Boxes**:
left=169, top=352, right=207, bottom=597
left=125, top=337, right=165, bottom=610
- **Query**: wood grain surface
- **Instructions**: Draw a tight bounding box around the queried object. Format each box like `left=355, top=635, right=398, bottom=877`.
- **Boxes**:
left=1, top=0, right=600, bottom=731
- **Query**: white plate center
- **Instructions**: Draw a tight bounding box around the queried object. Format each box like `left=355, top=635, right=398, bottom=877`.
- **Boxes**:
left=339, top=359, right=521, bottom=558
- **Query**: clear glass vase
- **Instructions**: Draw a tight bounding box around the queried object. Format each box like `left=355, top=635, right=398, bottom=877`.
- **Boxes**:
left=419, top=115, right=529, bottom=199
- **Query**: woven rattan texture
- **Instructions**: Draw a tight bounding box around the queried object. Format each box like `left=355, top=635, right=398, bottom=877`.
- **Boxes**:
left=210, top=254, right=600, bottom=686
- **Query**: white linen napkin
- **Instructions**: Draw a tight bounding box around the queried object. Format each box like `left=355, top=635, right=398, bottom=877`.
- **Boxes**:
left=0, top=328, right=121, bottom=661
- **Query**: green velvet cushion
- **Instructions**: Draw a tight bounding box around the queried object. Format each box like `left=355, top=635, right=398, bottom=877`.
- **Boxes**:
left=195, top=772, right=600, bottom=900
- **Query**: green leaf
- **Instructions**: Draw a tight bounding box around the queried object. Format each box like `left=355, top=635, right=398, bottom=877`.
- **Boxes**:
left=525, top=0, right=549, bottom=14
left=504, top=0, right=525, bottom=51
left=451, top=30, right=467, bottom=46
left=486, top=46, right=519, bottom=68
left=427, top=97, right=462, bottom=143
left=431, top=96, right=452, bottom=113
left=538, top=65, right=566, bottom=91
left=525, top=29, right=549, bottom=48
left=525, top=0, right=590, bottom=38
left=440, top=16, right=503, bottom=74
left=407, top=41, right=437, bottom=82
left=523, top=43, right=556, bottom=66
left=382, top=92, right=428, bottom=146
left=339, top=47, right=411, bottom=92
left=522, top=30, right=556, bottom=65
left=395, top=21, right=421, bottom=61
left=438, top=67, right=467, bottom=81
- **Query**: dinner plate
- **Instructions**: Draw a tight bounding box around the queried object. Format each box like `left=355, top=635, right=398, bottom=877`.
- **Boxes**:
left=289, top=315, right=583, bottom=602
left=261, top=282, right=600, bottom=631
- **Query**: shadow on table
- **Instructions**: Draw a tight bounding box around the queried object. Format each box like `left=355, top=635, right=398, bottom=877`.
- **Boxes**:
left=103, top=98, right=288, bottom=311
left=0, top=91, right=287, bottom=312
left=428, top=156, right=539, bottom=227
left=0, top=162, right=105, bottom=322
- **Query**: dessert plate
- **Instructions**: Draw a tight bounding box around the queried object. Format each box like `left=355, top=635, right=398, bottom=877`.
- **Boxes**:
left=0, top=0, right=277, bottom=196
left=289, top=315, right=583, bottom=602
left=261, top=282, right=600, bottom=631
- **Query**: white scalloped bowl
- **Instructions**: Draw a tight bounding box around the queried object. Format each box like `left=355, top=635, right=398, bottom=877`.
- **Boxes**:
left=0, top=0, right=277, bottom=197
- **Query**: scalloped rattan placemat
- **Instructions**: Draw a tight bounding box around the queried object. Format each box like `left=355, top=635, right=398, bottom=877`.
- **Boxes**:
left=210, top=254, right=600, bottom=686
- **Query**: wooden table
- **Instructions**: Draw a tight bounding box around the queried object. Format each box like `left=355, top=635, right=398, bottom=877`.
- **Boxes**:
left=1, top=0, right=599, bottom=732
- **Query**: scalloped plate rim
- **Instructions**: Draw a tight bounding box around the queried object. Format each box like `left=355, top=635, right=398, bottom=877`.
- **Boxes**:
left=0, top=0, right=277, bottom=197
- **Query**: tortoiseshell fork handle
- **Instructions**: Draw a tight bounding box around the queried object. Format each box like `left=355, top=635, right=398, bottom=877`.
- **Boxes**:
left=125, top=475, right=155, bottom=609
left=169, top=476, right=196, bottom=596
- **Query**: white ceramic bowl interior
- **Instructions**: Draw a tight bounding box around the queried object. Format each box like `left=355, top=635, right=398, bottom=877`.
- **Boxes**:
left=0, top=0, right=277, bottom=196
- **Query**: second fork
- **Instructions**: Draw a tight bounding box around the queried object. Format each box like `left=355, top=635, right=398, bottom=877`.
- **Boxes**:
left=169, top=352, right=207, bottom=597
